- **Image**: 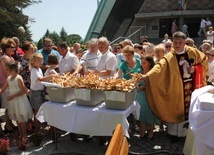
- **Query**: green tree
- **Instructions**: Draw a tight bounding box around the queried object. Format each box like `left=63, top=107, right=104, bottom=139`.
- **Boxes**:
left=0, top=0, right=41, bottom=40
left=38, top=28, right=83, bottom=48
left=66, top=34, right=82, bottom=46
left=49, top=31, right=62, bottom=46
left=60, top=27, right=67, bottom=41
left=37, top=38, right=43, bottom=50
left=44, top=29, right=50, bottom=38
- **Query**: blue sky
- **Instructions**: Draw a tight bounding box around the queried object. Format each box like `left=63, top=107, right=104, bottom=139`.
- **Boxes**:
left=23, top=0, right=98, bottom=42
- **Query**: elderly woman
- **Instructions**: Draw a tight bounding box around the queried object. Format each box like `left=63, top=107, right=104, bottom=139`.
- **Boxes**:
left=0, top=38, right=17, bottom=133
left=114, top=45, right=141, bottom=80
left=164, top=40, right=173, bottom=55
left=114, top=45, right=142, bottom=133
left=154, top=44, right=166, bottom=63
left=207, top=48, right=214, bottom=84
left=144, top=43, right=155, bottom=58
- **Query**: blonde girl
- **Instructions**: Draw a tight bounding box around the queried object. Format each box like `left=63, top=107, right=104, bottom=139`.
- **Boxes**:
left=29, top=53, right=57, bottom=146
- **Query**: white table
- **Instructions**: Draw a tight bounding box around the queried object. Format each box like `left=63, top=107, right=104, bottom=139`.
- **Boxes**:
left=188, top=85, right=214, bottom=155
left=36, top=100, right=140, bottom=138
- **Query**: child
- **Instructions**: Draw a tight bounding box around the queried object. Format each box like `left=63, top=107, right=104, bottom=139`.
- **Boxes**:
left=29, top=53, right=57, bottom=146
left=44, top=54, right=58, bottom=76
left=0, top=62, right=33, bottom=150
left=44, top=54, right=58, bottom=102
left=136, top=56, right=158, bottom=141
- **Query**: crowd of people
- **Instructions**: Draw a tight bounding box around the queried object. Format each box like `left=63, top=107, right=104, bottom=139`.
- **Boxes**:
left=0, top=27, right=213, bottom=151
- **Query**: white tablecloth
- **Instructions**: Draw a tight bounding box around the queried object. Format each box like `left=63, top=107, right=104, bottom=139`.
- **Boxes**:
left=36, top=100, right=140, bottom=138
left=189, top=85, right=214, bottom=155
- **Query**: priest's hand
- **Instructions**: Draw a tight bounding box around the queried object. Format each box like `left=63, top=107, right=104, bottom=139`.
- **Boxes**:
left=188, top=66, right=195, bottom=74
left=139, top=75, right=147, bottom=81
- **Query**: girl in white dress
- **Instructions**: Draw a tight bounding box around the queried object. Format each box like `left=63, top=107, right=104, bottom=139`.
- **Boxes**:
left=0, top=62, right=33, bottom=150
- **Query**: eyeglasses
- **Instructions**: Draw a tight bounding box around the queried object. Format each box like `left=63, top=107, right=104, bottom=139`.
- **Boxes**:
left=165, top=45, right=171, bottom=48
left=44, top=44, right=52, bottom=47
left=124, top=54, right=132, bottom=57
left=36, top=59, right=43, bottom=63
left=9, top=46, right=15, bottom=49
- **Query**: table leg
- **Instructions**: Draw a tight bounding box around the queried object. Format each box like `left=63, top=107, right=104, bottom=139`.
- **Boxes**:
left=54, top=127, right=57, bottom=150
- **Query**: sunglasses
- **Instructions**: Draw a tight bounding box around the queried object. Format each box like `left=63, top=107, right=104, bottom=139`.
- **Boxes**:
left=165, top=45, right=171, bottom=48
left=44, top=44, right=52, bottom=47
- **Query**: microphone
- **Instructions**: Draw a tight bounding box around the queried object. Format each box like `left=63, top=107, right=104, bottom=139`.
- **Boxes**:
left=189, top=58, right=194, bottom=67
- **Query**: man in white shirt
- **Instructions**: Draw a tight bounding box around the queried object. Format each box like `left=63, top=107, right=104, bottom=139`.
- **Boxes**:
left=93, top=37, right=117, bottom=79
left=199, top=18, right=207, bottom=37
left=57, top=42, right=79, bottom=74
left=73, top=38, right=101, bottom=75
left=57, top=41, right=79, bottom=141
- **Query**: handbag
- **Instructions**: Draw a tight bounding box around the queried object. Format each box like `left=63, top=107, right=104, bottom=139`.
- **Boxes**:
left=0, top=135, right=9, bottom=154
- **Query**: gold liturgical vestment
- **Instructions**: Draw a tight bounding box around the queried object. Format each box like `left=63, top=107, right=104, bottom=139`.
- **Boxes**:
left=146, top=45, right=208, bottom=123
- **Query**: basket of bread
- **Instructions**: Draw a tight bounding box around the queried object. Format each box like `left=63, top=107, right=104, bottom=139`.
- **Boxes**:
left=41, top=73, right=76, bottom=103
left=48, top=72, right=141, bottom=108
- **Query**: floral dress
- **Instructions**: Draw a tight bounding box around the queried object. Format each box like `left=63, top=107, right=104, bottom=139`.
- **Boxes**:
left=18, top=56, right=31, bottom=89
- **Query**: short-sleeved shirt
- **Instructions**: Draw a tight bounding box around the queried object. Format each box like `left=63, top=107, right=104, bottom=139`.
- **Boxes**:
left=37, top=48, right=61, bottom=66
left=44, top=68, right=58, bottom=76
left=58, top=51, right=79, bottom=74
left=97, top=50, right=117, bottom=79
left=117, top=52, right=140, bottom=68
left=200, top=19, right=206, bottom=28
left=0, top=55, right=15, bottom=87
left=30, top=68, right=44, bottom=90
left=119, top=58, right=141, bottom=80
left=80, top=50, right=102, bottom=71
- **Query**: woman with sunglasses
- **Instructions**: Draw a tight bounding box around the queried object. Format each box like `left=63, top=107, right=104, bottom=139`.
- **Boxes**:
left=0, top=38, right=17, bottom=134
left=164, top=40, right=173, bottom=55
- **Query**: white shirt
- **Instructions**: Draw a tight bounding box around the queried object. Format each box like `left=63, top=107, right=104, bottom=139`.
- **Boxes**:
left=206, top=20, right=212, bottom=27
left=80, top=50, right=102, bottom=71
left=189, top=86, right=214, bottom=155
left=97, top=50, right=117, bottom=79
left=58, top=51, right=79, bottom=74
left=200, top=19, right=206, bottom=28
left=44, top=68, right=58, bottom=76
left=182, top=24, right=188, bottom=33
left=162, top=39, right=172, bottom=44
left=207, top=60, right=214, bottom=83
left=30, top=68, right=44, bottom=90
left=206, top=31, right=214, bottom=43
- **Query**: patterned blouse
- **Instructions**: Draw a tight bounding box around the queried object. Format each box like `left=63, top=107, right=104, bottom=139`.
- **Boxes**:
left=18, top=56, right=31, bottom=89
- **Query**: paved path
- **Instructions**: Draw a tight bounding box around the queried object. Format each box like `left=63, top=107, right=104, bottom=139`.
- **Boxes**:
left=1, top=109, right=185, bottom=155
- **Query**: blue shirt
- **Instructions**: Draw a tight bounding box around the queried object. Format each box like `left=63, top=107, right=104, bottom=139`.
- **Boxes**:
left=37, top=49, right=61, bottom=66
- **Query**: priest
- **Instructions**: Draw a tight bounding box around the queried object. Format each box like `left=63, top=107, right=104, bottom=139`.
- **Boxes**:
left=140, top=31, right=208, bottom=142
